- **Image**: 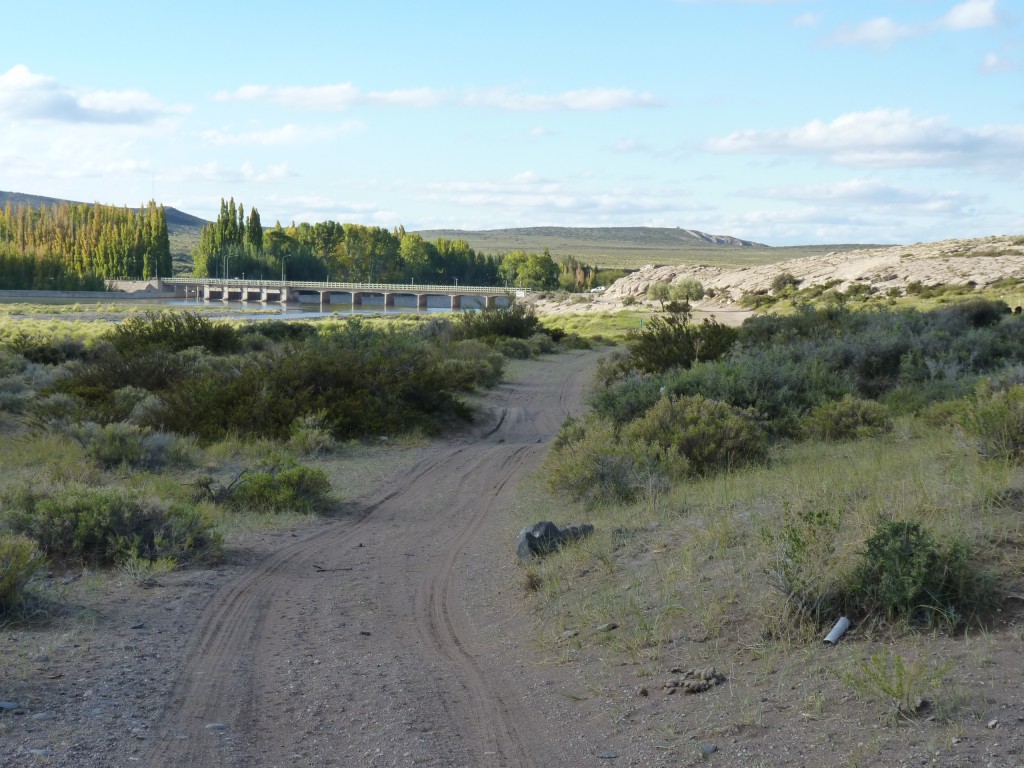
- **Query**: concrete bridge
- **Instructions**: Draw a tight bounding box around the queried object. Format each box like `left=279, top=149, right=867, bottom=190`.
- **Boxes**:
left=162, top=278, right=525, bottom=310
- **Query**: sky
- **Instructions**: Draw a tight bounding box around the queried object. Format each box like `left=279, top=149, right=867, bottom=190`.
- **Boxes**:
left=1, top=0, right=1022, bottom=246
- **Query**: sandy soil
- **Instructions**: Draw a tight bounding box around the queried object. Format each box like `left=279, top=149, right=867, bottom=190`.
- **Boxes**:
left=2, top=351, right=626, bottom=767
left=5, top=350, right=1024, bottom=767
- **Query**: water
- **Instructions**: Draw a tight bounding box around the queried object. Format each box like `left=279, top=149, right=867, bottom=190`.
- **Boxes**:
left=2, top=292, right=501, bottom=319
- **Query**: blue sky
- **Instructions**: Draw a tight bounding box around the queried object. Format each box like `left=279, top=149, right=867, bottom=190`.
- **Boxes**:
left=1, top=0, right=1021, bottom=245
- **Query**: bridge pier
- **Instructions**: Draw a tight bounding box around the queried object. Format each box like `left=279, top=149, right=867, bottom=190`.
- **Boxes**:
left=451, top=294, right=462, bottom=310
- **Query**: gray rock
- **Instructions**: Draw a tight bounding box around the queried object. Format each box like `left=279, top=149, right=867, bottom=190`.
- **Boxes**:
left=514, top=521, right=594, bottom=561
left=0, top=701, right=18, bottom=710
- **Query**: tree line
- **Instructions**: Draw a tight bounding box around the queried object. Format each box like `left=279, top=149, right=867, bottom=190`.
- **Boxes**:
left=0, top=195, right=625, bottom=293
left=192, top=198, right=612, bottom=291
left=0, top=201, right=170, bottom=290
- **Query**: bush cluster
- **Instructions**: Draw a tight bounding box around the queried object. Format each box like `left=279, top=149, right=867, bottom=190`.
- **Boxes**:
left=225, top=463, right=333, bottom=515
left=802, top=395, right=893, bottom=442
left=545, top=395, right=766, bottom=506
left=2, top=487, right=221, bottom=566
left=0, top=534, right=46, bottom=613
left=851, top=520, right=986, bottom=626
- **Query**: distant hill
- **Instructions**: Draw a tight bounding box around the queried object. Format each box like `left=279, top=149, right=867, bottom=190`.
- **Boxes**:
left=413, top=226, right=877, bottom=270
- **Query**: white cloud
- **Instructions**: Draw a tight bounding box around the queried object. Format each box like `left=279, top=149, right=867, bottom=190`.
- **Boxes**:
left=744, top=178, right=978, bottom=215
left=940, top=0, right=999, bottom=30
left=0, top=65, right=184, bottom=124
left=827, top=0, right=1005, bottom=47
left=420, top=173, right=688, bottom=221
left=792, top=13, right=820, bottom=28
left=218, top=82, right=660, bottom=112
left=164, top=161, right=296, bottom=184
left=828, top=17, right=920, bottom=47
left=464, top=87, right=660, bottom=111
left=706, top=108, right=1024, bottom=169
left=981, top=51, right=1018, bottom=72
left=200, top=121, right=364, bottom=146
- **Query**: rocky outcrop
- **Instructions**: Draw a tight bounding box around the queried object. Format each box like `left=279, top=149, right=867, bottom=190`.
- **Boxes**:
left=603, top=234, right=1024, bottom=306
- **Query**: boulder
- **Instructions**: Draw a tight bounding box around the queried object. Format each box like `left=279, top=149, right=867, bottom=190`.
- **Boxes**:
left=515, top=521, right=594, bottom=561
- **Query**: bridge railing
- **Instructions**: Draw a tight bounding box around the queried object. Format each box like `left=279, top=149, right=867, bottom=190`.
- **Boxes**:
left=162, top=277, right=529, bottom=295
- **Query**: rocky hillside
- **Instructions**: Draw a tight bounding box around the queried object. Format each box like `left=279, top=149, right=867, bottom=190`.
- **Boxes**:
left=604, top=234, right=1024, bottom=306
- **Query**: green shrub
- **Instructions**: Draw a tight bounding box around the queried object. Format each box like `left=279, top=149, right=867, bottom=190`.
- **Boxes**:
left=0, top=534, right=46, bottom=613
left=527, top=332, right=556, bottom=355
left=558, top=333, right=592, bottom=350
left=494, top=337, right=532, bottom=359
left=544, top=417, right=666, bottom=506
left=64, top=422, right=194, bottom=469
left=226, top=462, right=332, bottom=514
left=3, top=487, right=221, bottom=566
left=851, top=520, right=985, bottom=626
left=771, top=272, right=801, bottom=293
left=622, top=309, right=738, bottom=375
left=671, top=279, right=704, bottom=303
left=802, top=395, right=893, bottom=441
left=958, top=383, right=1024, bottom=462
left=452, top=302, right=541, bottom=341
left=621, top=295, right=637, bottom=306
left=287, top=413, right=338, bottom=457
left=105, top=311, right=239, bottom=356
left=767, top=502, right=843, bottom=623
left=433, top=340, right=504, bottom=390
left=624, top=394, right=768, bottom=476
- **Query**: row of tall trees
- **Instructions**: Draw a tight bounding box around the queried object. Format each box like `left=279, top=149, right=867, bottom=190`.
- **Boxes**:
left=0, top=201, right=171, bottom=288
left=192, top=200, right=563, bottom=289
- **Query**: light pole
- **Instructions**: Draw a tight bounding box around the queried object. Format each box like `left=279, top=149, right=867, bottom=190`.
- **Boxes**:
left=281, top=254, right=290, bottom=282
left=223, top=253, right=235, bottom=280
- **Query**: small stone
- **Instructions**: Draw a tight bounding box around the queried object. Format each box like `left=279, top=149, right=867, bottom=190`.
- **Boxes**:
left=987, top=719, right=999, bottom=729
left=637, top=687, right=648, bottom=697
left=596, top=622, right=619, bottom=632
left=31, top=712, right=52, bottom=720
left=33, top=654, right=50, bottom=663
left=359, top=630, right=372, bottom=636
left=598, top=751, right=619, bottom=759
left=0, top=701, right=18, bottom=710
left=29, top=749, right=54, bottom=757
left=206, top=722, right=227, bottom=732
left=130, top=622, right=145, bottom=630
left=561, top=630, right=580, bottom=639
left=701, top=743, right=718, bottom=756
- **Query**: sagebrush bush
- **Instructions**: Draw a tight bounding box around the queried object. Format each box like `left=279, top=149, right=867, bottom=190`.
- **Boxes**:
left=105, top=311, right=239, bottom=356
left=0, top=534, right=46, bottom=613
left=2, top=487, right=221, bottom=565
left=802, top=395, right=893, bottom=442
left=624, top=395, right=768, bottom=476
left=287, top=413, right=338, bottom=457
left=851, top=520, right=987, bottom=626
left=494, top=337, right=532, bottom=359
left=544, top=417, right=666, bottom=505
left=64, top=421, right=194, bottom=469
left=452, top=302, right=541, bottom=341
left=225, top=462, right=332, bottom=514
left=958, top=383, right=1024, bottom=462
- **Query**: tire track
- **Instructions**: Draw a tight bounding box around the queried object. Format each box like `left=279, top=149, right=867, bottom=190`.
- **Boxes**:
left=144, top=350, right=602, bottom=767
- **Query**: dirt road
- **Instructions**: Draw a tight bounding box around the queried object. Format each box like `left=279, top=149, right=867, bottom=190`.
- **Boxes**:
left=143, top=351, right=604, bottom=768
